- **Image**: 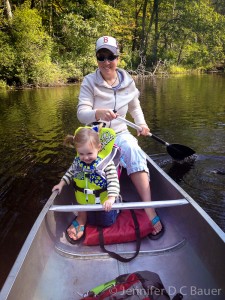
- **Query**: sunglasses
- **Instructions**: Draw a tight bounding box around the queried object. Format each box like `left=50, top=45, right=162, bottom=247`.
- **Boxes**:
left=96, top=55, right=118, bottom=62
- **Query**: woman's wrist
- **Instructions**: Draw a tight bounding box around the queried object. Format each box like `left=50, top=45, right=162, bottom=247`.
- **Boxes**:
left=95, top=109, right=100, bottom=121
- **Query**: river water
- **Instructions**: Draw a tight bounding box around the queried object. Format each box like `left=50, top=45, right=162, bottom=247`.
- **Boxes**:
left=0, top=74, right=225, bottom=288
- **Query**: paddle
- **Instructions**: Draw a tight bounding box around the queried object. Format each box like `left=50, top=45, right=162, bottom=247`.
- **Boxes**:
left=117, top=116, right=195, bottom=161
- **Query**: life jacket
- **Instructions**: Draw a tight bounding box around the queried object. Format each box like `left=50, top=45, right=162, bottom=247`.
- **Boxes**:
left=73, top=125, right=120, bottom=205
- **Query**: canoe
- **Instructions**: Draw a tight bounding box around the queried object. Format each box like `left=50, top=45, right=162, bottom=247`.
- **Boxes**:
left=0, top=153, right=224, bottom=300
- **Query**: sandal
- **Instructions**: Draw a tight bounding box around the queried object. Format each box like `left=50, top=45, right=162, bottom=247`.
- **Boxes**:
left=65, top=219, right=85, bottom=244
left=148, top=215, right=164, bottom=240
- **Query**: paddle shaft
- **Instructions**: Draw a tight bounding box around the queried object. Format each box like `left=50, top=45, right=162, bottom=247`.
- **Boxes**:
left=50, top=199, right=188, bottom=212
left=116, top=117, right=169, bottom=146
left=116, top=116, right=195, bottom=160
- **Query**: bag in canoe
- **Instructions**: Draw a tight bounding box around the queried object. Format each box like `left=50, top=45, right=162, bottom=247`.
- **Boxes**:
left=80, top=270, right=183, bottom=300
left=83, top=209, right=154, bottom=262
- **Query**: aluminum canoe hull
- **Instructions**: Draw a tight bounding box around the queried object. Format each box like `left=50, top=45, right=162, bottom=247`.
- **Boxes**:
left=0, top=156, right=224, bottom=300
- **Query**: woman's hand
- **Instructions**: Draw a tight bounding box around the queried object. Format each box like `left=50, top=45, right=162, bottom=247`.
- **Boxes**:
left=137, top=124, right=150, bottom=136
left=103, top=196, right=116, bottom=212
left=95, top=109, right=118, bottom=122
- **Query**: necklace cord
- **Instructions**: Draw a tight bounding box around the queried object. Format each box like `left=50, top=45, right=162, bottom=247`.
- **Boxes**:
left=106, top=72, right=118, bottom=86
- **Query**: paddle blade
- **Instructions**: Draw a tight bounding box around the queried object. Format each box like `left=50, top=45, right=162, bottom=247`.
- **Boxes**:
left=167, top=144, right=195, bottom=160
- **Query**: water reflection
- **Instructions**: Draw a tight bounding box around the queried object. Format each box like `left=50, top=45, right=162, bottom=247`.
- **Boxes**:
left=154, top=153, right=225, bottom=234
left=0, top=86, right=81, bottom=287
left=160, top=157, right=196, bottom=184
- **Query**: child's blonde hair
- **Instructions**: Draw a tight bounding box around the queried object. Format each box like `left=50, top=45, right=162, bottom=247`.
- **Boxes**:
left=63, top=127, right=101, bottom=150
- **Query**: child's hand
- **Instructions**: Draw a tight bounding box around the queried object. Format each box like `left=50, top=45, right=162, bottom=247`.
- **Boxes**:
left=103, top=196, right=116, bottom=212
left=52, top=180, right=65, bottom=194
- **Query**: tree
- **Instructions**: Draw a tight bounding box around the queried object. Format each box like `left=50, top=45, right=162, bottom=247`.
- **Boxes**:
left=51, top=0, right=123, bottom=75
left=0, top=31, right=15, bottom=82
left=5, top=0, right=13, bottom=20
left=1, top=0, right=225, bottom=87
left=8, top=3, right=63, bottom=85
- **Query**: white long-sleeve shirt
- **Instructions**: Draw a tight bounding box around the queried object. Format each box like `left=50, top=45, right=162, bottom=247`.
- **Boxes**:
left=77, top=68, right=147, bottom=133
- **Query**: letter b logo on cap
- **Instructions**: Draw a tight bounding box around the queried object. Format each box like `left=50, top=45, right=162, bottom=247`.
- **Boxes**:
left=103, top=37, right=109, bottom=44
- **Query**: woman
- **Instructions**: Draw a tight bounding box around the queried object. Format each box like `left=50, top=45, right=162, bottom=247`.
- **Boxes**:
left=77, top=36, right=163, bottom=239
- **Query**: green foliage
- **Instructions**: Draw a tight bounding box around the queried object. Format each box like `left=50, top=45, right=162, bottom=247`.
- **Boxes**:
left=11, top=5, right=55, bottom=85
left=167, top=65, right=188, bottom=74
left=0, top=31, right=16, bottom=81
left=156, top=0, right=225, bottom=68
left=29, top=60, right=67, bottom=86
left=50, top=0, right=123, bottom=75
left=59, top=61, right=83, bottom=82
left=0, top=0, right=224, bottom=87
left=0, top=2, right=60, bottom=86
left=0, top=80, right=8, bottom=89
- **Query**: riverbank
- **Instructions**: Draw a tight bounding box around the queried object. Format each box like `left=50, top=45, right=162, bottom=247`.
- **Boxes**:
left=0, top=64, right=224, bottom=91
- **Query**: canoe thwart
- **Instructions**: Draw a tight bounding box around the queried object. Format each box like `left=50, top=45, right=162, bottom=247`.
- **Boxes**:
left=49, top=199, right=188, bottom=212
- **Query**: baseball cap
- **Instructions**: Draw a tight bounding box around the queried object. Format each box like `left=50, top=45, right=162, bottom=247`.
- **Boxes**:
left=96, top=36, right=119, bottom=55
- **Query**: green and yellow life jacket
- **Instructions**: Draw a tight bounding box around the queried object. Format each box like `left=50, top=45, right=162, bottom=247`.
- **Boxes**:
left=73, top=125, right=120, bottom=205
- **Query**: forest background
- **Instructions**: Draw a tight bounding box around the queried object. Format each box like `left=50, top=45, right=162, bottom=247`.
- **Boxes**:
left=0, top=0, right=225, bottom=88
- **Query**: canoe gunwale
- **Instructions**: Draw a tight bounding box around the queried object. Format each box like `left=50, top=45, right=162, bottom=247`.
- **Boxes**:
left=145, top=155, right=225, bottom=242
left=0, top=191, right=58, bottom=300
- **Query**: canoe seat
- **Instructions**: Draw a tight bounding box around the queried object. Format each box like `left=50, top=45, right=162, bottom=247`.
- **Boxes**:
left=53, top=209, right=186, bottom=260
left=55, top=235, right=186, bottom=259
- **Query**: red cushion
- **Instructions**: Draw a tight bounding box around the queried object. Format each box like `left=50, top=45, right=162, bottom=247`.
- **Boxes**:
left=83, top=209, right=153, bottom=246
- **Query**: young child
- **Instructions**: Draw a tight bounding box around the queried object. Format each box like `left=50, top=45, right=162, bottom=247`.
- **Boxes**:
left=52, top=127, right=120, bottom=244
